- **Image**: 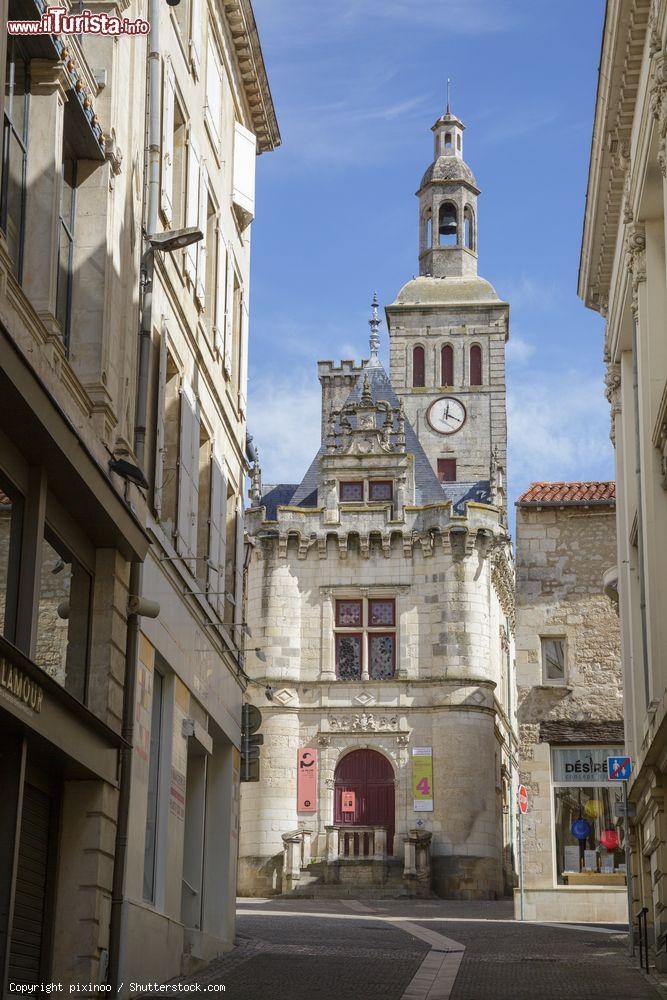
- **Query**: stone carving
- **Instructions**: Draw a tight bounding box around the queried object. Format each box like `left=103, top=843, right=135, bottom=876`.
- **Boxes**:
left=318, top=735, right=331, bottom=747
left=625, top=223, right=646, bottom=317
left=604, top=362, right=622, bottom=445
left=327, top=713, right=399, bottom=732
left=396, top=734, right=410, bottom=746
left=491, top=548, right=515, bottom=630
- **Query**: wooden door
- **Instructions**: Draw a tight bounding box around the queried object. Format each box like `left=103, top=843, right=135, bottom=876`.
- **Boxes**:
left=334, top=749, right=395, bottom=854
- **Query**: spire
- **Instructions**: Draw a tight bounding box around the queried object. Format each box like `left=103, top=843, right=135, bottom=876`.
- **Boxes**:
left=368, top=291, right=381, bottom=362
left=446, top=77, right=451, bottom=115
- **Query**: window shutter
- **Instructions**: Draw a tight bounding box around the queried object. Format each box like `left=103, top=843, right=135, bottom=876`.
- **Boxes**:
left=219, top=467, right=228, bottom=614
left=176, top=379, right=196, bottom=556
left=161, top=62, right=175, bottom=225
left=233, top=496, right=244, bottom=627
left=207, top=449, right=222, bottom=601
left=213, top=222, right=226, bottom=355
left=184, top=136, right=200, bottom=281
left=189, top=394, right=201, bottom=560
left=190, top=0, right=202, bottom=78
left=232, top=121, right=256, bottom=225
left=239, top=297, right=249, bottom=417
left=205, top=38, right=222, bottom=147
left=223, top=253, right=234, bottom=377
left=195, top=164, right=208, bottom=308
left=153, top=326, right=168, bottom=519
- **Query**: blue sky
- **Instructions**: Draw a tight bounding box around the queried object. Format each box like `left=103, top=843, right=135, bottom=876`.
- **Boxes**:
left=247, top=0, right=612, bottom=521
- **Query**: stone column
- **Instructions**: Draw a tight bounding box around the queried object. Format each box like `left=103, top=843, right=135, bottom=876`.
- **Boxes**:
left=22, top=61, right=69, bottom=338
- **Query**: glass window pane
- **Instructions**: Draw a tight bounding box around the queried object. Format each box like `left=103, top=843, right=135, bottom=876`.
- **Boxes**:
left=0, top=477, right=22, bottom=642
left=369, top=634, right=395, bottom=679
left=554, top=784, right=626, bottom=886
left=336, top=634, right=361, bottom=680
left=340, top=482, right=363, bottom=502
left=369, top=481, right=392, bottom=502
left=4, top=128, right=25, bottom=269
left=369, top=599, right=394, bottom=627
left=143, top=669, right=163, bottom=901
left=56, top=221, right=72, bottom=334
left=543, top=638, right=565, bottom=680
left=336, top=600, right=362, bottom=627
left=35, top=530, right=91, bottom=701
left=61, top=156, right=76, bottom=225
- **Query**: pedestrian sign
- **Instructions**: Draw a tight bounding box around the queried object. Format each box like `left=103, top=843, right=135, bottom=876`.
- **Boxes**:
left=607, top=756, right=631, bottom=781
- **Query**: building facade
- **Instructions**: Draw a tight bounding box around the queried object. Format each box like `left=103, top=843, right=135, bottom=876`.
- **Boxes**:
left=579, top=0, right=667, bottom=967
left=515, top=482, right=625, bottom=923
left=239, top=106, right=517, bottom=901
left=0, top=0, right=278, bottom=990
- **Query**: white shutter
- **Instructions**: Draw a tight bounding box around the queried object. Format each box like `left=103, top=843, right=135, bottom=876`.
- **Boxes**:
left=195, top=164, right=208, bottom=308
left=207, top=449, right=223, bottom=602
left=176, top=379, right=196, bottom=556
left=205, top=38, right=222, bottom=147
left=213, top=222, right=226, bottom=354
left=232, top=121, right=256, bottom=224
left=190, top=0, right=202, bottom=79
left=161, top=62, right=175, bottom=225
left=189, top=392, right=201, bottom=560
left=233, top=497, right=244, bottom=627
left=184, top=136, right=200, bottom=281
left=218, top=467, right=228, bottom=614
left=153, top=327, right=168, bottom=519
left=223, top=253, right=234, bottom=377
left=239, top=297, right=249, bottom=417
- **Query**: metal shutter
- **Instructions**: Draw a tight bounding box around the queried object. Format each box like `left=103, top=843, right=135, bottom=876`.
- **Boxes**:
left=7, top=785, right=52, bottom=986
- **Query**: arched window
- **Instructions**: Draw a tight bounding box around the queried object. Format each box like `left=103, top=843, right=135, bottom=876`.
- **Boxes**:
left=470, top=344, right=482, bottom=386
left=438, top=202, right=457, bottom=247
left=457, top=134, right=462, bottom=152
left=444, top=132, right=452, bottom=151
left=413, top=345, right=425, bottom=387
left=425, top=211, right=432, bottom=248
left=464, top=206, right=475, bottom=251
left=441, top=344, right=453, bottom=386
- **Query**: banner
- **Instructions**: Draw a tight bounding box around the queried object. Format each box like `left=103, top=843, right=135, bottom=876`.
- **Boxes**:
left=412, top=747, right=433, bottom=812
left=297, top=747, right=317, bottom=812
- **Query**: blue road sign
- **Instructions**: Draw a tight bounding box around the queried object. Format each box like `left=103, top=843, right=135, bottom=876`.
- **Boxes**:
left=607, top=756, right=632, bottom=781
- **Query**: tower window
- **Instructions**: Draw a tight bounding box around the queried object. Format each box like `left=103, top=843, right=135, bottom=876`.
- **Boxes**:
left=412, top=345, right=425, bottom=387
left=470, top=344, right=482, bottom=386
left=437, top=459, right=456, bottom=483
left=464, top=206, right=475, bottom=251
left=441, top=344, right=454, bottom=386
left=438, top=202, right=457, bottom=247
left=457, top=134, right=461, bottom=152
left=425, top=212, right=432, bottom=248
left=444, top=132, right=452, bottom=151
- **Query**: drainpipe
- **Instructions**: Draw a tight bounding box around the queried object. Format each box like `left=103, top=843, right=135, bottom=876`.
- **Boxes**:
left=631, top=316, right=650, bottom=708
left=108, top=561, right=142, bottom=993
left=134, top=0, right=161, bottom=467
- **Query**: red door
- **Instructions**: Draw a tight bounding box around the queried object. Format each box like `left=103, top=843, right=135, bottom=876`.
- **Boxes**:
left=334, top=749, right=395, bottom=854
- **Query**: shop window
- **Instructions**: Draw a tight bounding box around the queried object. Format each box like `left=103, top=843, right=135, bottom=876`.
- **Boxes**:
left=542, top=637, right=566, bottom=683
left=334, top=597, right=396, bottom=681
left=0, top=38, right=29, bottom=282
left=143, top=667, right=164, bottom=903
left=56, top=108, right=78, bottom=351
left=0, top=475, right=23, bottom=643
left=552, top=746, right=626, bottom=887
left=340, top=481, right=363, bottom=502
left=34, top=529, right=91, bottom=702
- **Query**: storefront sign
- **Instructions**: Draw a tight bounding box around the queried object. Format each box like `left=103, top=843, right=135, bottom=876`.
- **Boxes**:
left=412, top=747, right=433, bottom=812
left=0, top=657, right=43, bottom=713
left=551, top=747, right=623, bottom=784
left=297, top=748, right=317, bottom=812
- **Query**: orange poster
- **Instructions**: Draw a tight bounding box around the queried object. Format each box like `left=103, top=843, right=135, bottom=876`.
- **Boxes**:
left=297, top=748, right=318, bottom=812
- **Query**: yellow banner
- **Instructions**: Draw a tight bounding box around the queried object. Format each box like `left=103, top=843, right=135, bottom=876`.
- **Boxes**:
left=412, top=747, right=433, bottom=812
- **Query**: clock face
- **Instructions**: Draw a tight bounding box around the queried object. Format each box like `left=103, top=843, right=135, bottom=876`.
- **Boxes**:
left=426, top=396, right=466, bottom=435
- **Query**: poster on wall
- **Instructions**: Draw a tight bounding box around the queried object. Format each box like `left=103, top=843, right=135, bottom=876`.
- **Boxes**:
left=412, top=747, right=434, bottom=812
left=297, top=747, right=318, bottom=813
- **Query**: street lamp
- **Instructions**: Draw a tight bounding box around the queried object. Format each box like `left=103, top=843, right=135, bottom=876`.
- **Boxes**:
left=147, top=226, right=203, bottom=253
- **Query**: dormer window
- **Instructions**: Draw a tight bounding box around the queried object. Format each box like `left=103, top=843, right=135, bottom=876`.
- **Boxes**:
left=339, top=480, right=394, bottom=505
left=368, top=480, right=392, bottom=502
left=340, top=481, right=363, bottom=502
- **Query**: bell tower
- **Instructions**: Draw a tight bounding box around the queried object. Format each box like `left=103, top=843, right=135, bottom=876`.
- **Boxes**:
left=386, top=99, right=509, bottom=514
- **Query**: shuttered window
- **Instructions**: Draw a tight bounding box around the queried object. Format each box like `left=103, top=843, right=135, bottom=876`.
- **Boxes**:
left=195, top=164, right=208, bottom=307
left=184, top=137, right=200, bottom=281
left=153, top=329, right=168, bottom=518
left=176, top=379, right=200, bottom=559
left=239, top=299, right=249, bottom=416
left=190, top=0, right=202, bottom=78
left=232, top=121, right=256, bottom=226
left=233, top=497, right=244, bottom=628
left=223, top=252, right=235, bottom=377
left=213, top=223, right=227, bottom=356
left=207, top=450, right=228, bottom=613
left=161, top=61, right=175, bottom=224
left=205, top=37, right=223, bottom=148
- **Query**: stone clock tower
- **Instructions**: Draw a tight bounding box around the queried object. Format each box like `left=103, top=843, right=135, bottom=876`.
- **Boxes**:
left=386, top=102, right=509, bottom=513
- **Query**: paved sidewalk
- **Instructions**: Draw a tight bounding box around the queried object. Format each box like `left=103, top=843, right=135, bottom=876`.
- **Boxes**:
left=166, top=898, right=661, bottom=1000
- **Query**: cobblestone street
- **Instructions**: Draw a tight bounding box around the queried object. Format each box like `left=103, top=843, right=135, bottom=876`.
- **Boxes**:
left=168, top=899, right=661, bottom=1000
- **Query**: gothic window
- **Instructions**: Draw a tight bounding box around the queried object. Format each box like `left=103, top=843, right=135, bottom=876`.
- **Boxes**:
left=413, top=345, right=425, bottom=387
left=470, top=344, right=482, bottom=386
left=368, top=480, right=392, bottom=502
left=464, top=206, right=474, bottom=250
left=334, top=597, right=396, bottom=680
left=437, top=458, right=456, bottom=483
left=441, top=344, right=454, bottom=386
left=438, top=202, right=457, bottom=246
left=340, top=481, right=363, bottom=502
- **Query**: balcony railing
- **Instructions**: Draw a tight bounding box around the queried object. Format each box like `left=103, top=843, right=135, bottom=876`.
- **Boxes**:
left=325, top=824, right=387, bottom=862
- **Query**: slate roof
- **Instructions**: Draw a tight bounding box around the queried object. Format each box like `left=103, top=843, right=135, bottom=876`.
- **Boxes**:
left=259, top=484, right=298, bottom=520
left=517, top=481, right=615, bottom=506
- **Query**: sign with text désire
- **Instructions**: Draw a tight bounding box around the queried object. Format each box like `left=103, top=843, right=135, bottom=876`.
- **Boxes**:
left=297, top=748, right=317, bottom=812
left=412, top=747, right=434, bottom=812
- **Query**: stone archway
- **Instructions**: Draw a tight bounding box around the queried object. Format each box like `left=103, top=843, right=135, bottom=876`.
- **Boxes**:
left=333, top=748, right=395, bottom=854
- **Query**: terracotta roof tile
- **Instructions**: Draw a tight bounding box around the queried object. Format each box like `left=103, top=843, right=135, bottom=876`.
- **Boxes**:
left=517, top=481, right=615, bottom=505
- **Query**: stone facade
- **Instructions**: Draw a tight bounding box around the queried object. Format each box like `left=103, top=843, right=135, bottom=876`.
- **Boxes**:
left=515, top=485, right=625, bottom=922
left=579, top=0, right=667, bottom=966
left=239, top=106, right=518, bottom=902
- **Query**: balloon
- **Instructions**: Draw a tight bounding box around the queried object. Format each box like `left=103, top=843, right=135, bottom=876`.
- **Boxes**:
left=600, top=829, right=619, bottom=851
left=584, top=800, right=602, bottom=819
left=571, top=818, right=591, bottom=840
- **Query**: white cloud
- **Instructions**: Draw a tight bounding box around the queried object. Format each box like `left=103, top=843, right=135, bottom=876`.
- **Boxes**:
left=247, top=372, right=322, bottom=487
left=505, top=335, right=535, bottom=364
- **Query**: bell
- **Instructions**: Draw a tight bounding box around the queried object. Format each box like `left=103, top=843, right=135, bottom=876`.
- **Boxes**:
left=439, top=207, right=457, bottom=237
